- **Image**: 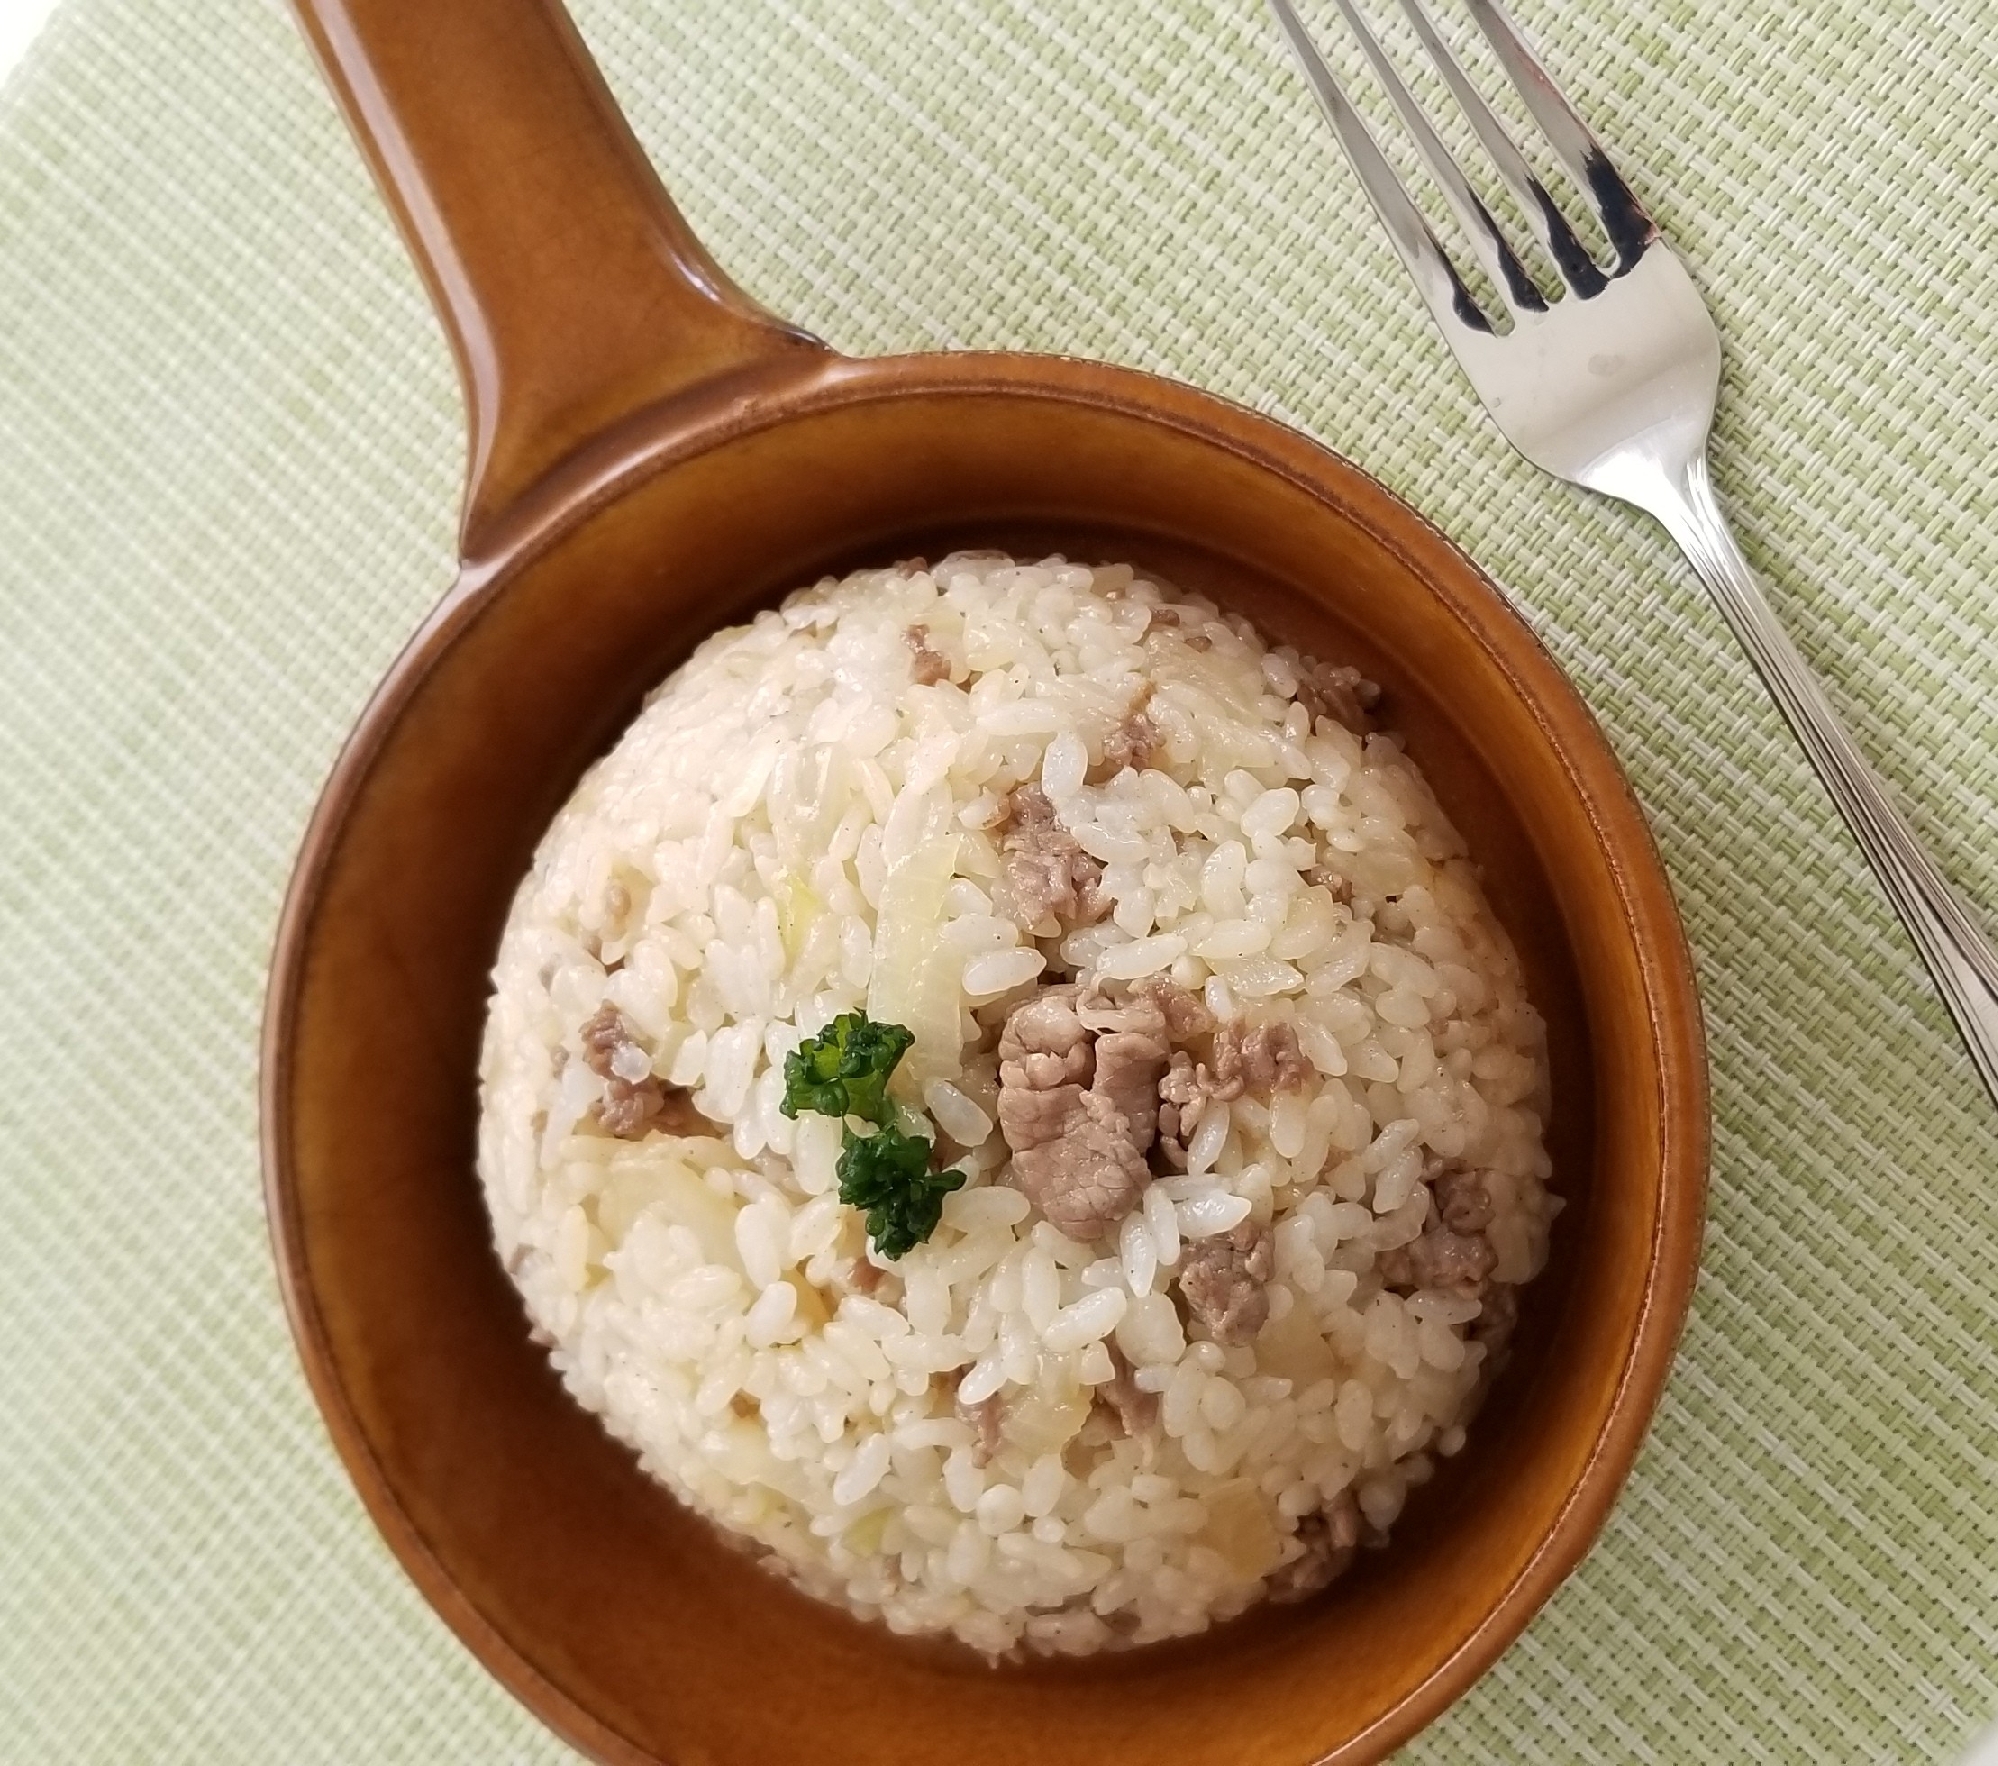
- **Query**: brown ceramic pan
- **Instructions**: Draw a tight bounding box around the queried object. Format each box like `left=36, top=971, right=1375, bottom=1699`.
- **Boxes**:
left=262, top=2, right=1707, bottom=1762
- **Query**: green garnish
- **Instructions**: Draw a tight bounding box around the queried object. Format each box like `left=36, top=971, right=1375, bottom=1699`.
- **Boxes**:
left=780, top=1010, right=915, bottom=1128
left=836, top=1122, right=965, bottom=1261
left=781, top=1010, right=955, bottom=1258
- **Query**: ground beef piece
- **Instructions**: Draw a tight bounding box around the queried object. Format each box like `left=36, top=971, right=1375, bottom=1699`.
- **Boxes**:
left=1075, top=987, right=1172, bottom=1149
left=578, top=1003, right=631, bottom=1079
left=1135, top=978, right=1215, bottom=1042
left=994, top=783, right=1107, bottom=931
left=1093, top=1342, right=1158, bottom=1436
left=1473, top=1280, right=1518, bottom=1361
left=1155, top=1051, right=1200, bottom=1169
left=1014, top=1092, right=1151, bottom=1243
left=1144, top=980, right=1225, bottom=1167
left=596, top=1087, right=658, bottom=1137
left=1209, top=1019, right=1309, bottom=1098
left=597, top=1088, right=658, bottom=1137
left=904, top=623, right=950, bottom=685
left=1267, top=1492, right=1360, bottom=1602
left=652, top=1089, right=715, bottom=1136
left=1431, top=1162, right=1495, bottom=1234
left=956, top=1385, right=1005, bottom=1467
left=1302, top=864, right=1354, bottom=905
left=1294, top=659, right=1380, bottom=733
left=580, top=1004, right=668, bottom=1137
left=1376, top=1221, right=1498, bottom=1296
left=1155, top=1014, right=1302, bottom=1168
left=1178, top=1218, right=1276, bottom=1345
left=1147, top=603, right=1215, bottom=648
left=997, top=986, right=1092, bottom=1089
left=1091, top=1038, right=1165, bottom=1153
left=578, top=1005, right=711, bottom=1139
left=1099, top=710, right=1161, bottom=776
left=995, top=986, right=1166, bottom=1242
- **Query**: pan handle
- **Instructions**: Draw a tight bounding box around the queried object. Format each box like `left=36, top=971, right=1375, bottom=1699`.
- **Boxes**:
left=295, top=0, right=827, bottom=560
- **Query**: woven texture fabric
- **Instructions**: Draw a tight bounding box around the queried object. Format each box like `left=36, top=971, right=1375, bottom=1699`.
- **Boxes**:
left=2, top=0, right=1994, bottom=1758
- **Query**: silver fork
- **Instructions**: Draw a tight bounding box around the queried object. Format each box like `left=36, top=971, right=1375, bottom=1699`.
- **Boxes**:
left=1269, top=0, right=1998, bottom=1111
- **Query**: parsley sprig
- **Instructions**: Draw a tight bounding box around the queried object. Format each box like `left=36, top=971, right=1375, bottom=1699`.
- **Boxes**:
left=837, top=1122, right=964, bottom=1260
left=781, top=1011, right=960, bottom=1259
left=779, top=1011, right=913, bottom=1128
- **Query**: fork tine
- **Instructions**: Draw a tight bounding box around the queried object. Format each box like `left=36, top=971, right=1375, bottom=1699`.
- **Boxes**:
left=1462, top=0, right=1657, bottom=269
left=1322, top=0, right=1545, bottom=313
left=1267, top=0, right=1496, bottom=337
left=1392, top=0, right=1605, bottom=297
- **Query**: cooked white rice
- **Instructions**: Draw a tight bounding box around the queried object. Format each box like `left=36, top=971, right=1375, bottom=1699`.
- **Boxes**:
left=478, top=553, right=1554, bottom=1658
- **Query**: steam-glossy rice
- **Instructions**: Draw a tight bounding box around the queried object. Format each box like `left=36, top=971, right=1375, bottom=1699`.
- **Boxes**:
left=478, top=554, right=1555, bottom=1658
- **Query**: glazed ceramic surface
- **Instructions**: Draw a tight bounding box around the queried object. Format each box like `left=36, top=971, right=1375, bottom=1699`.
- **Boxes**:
left=263, top=2, right=1707, bottom=1761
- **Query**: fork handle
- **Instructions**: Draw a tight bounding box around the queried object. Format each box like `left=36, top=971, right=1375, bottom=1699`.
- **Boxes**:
left=1645, top=452, right=1998, bottom=1108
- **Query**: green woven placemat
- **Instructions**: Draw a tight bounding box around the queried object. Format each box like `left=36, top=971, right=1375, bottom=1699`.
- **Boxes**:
left=2, top=0, right=1994, bottom=1759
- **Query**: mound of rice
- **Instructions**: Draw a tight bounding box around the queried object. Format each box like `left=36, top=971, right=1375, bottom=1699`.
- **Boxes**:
left=478, top=553, right=1554, bottom=1658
